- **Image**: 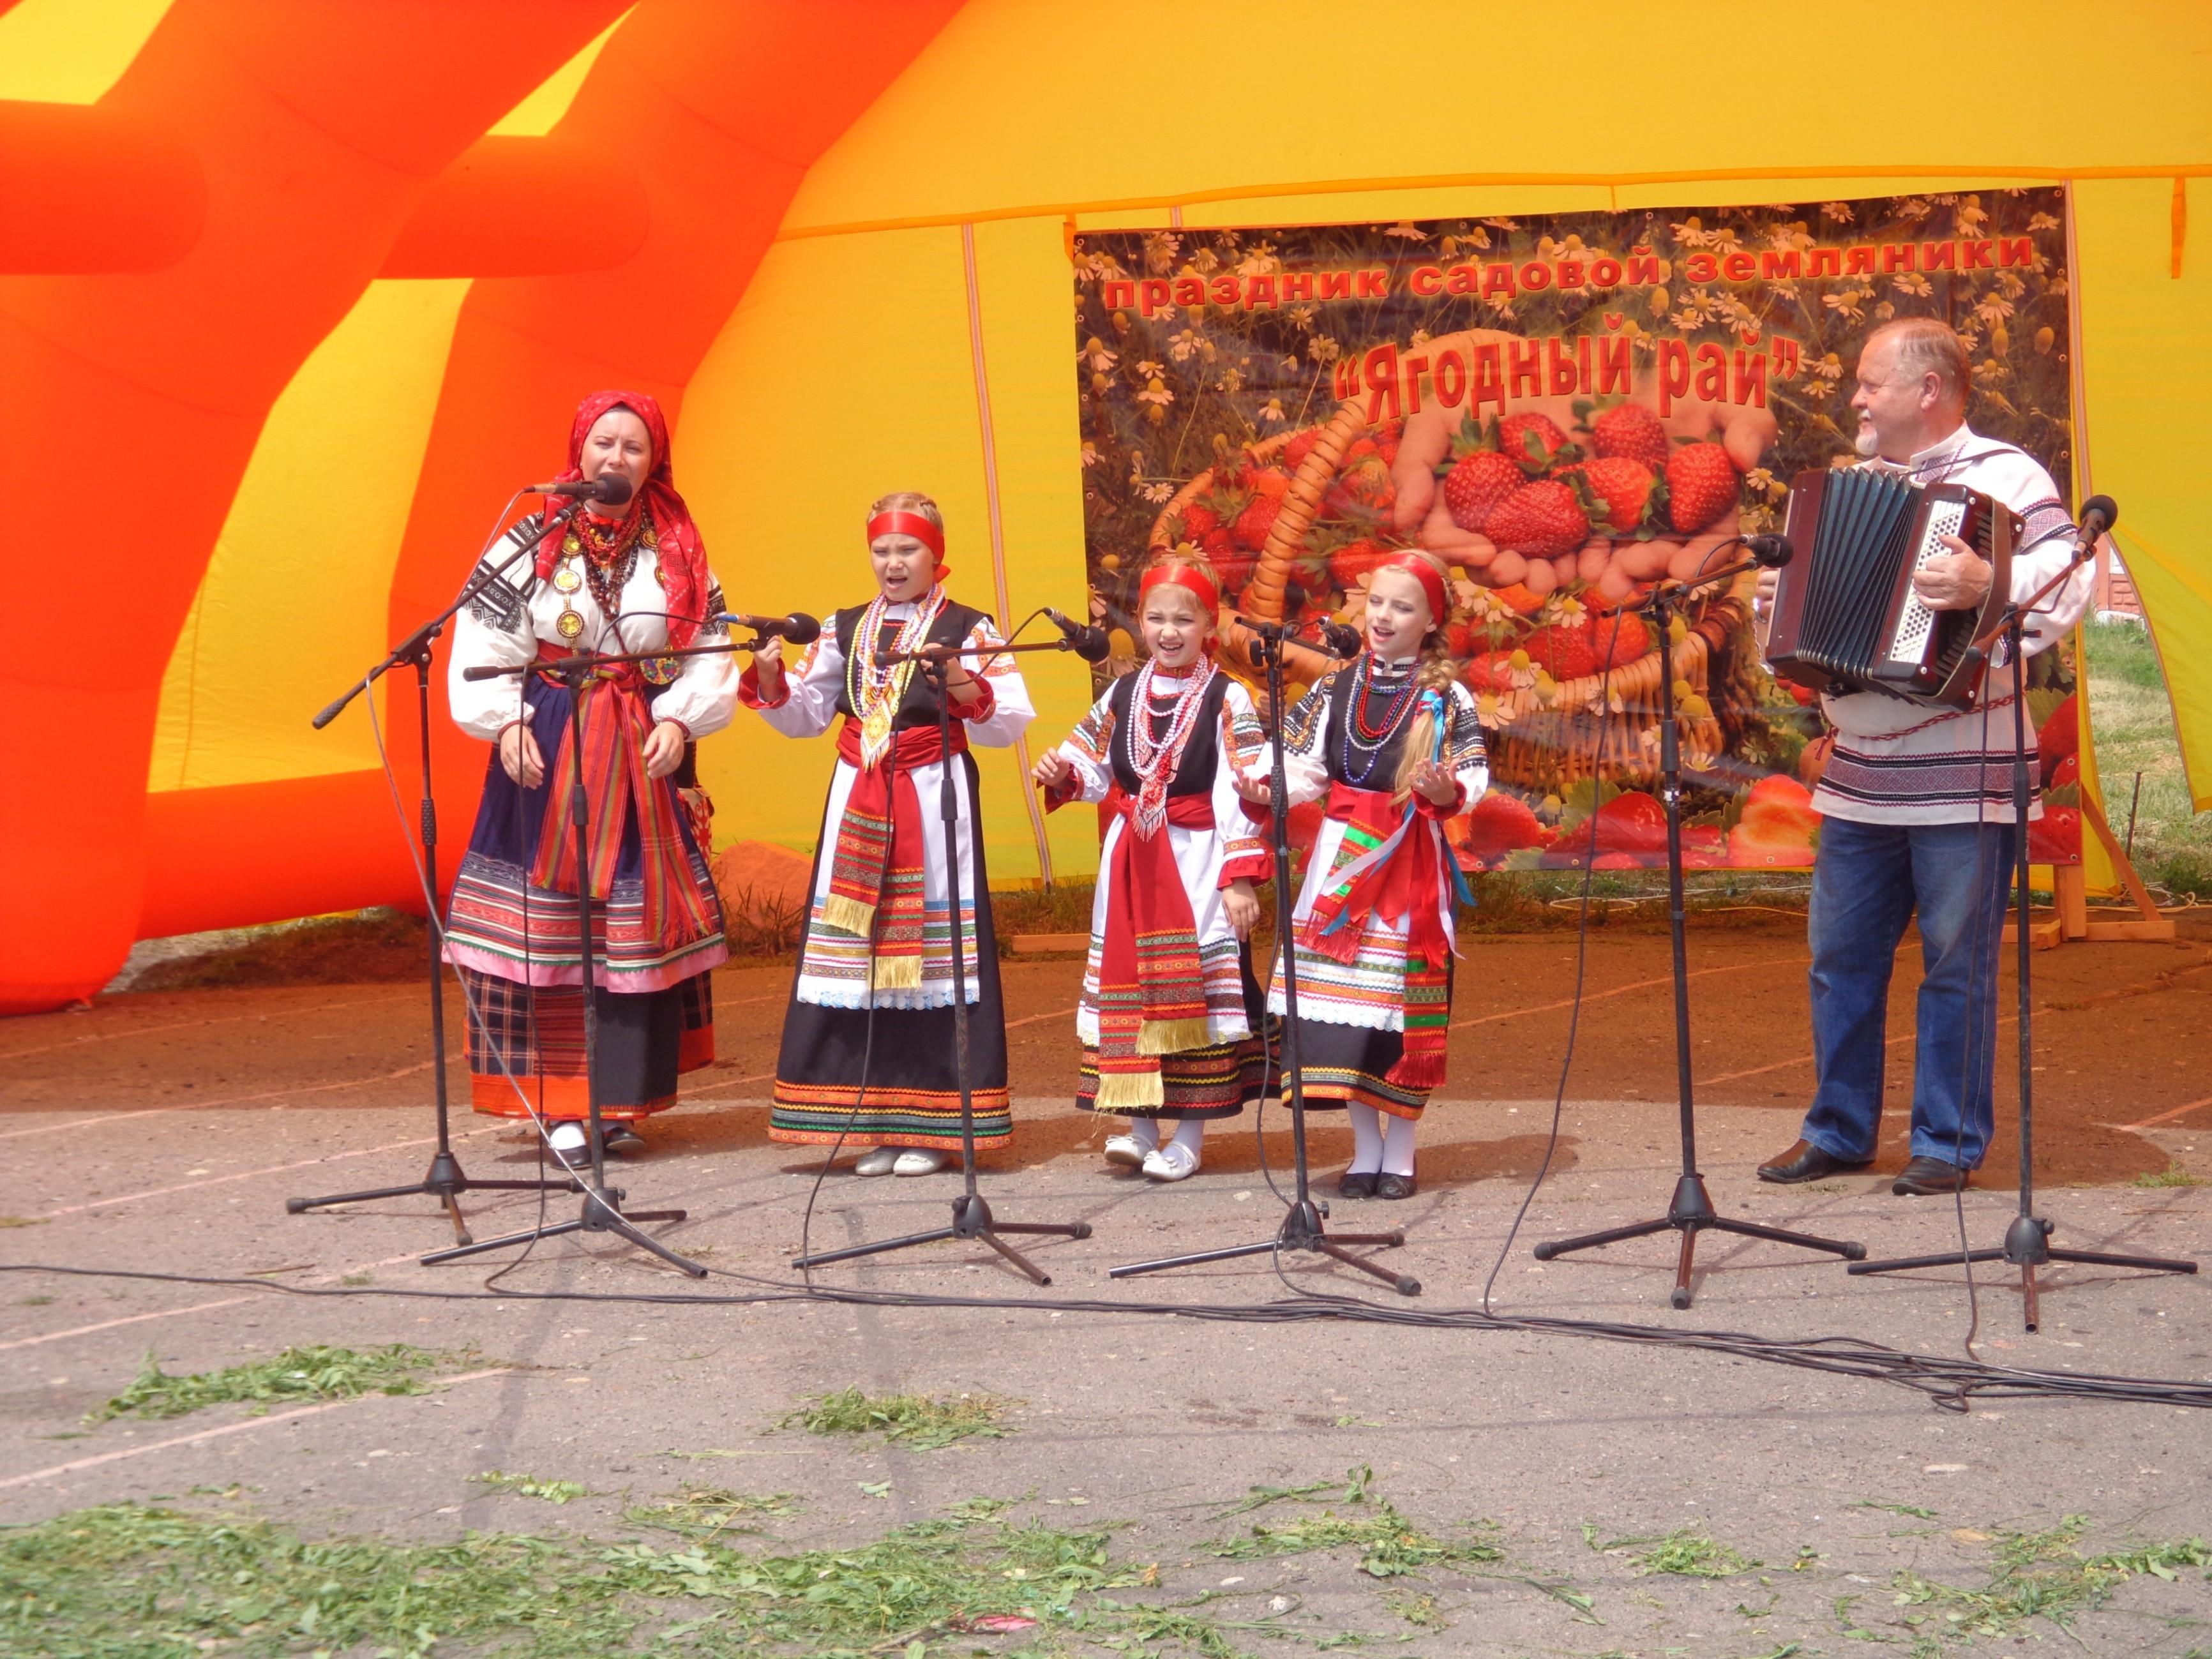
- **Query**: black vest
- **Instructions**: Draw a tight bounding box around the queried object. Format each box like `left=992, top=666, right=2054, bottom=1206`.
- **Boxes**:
left=1105, top=668, right=1231, bottom=799
left=831, top=599, right=992, bottom=732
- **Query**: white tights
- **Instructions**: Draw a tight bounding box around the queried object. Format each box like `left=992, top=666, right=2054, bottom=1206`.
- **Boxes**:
left=1346, top=1103, right=1417, bottom=1177
left=1128, top=1116, right=1205, bottom=1154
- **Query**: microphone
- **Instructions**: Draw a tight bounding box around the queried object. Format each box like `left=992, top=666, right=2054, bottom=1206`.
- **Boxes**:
left=2075, top=494, right=2118, bottom=543
left=1743, top=534, right=1794, bottom=568
left=714, top=611, right=822, bottom=645
left=1313, top=618, right=1364, bottom=657
left=525, top=474, right=635, bottom=505
left=1043, top=606, right=1111, bottom=663
left=1227, top=612, right=1362, bottom=657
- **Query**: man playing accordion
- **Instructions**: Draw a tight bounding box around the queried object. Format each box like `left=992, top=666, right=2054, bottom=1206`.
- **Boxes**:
left=1756, top=318, right=2093, bottom=1196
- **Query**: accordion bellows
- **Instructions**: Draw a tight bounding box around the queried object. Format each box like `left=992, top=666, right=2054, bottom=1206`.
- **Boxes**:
left=1764, top=468, right=2022, bottom=710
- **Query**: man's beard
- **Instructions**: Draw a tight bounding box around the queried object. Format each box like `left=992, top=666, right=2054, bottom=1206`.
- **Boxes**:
left=1853, top=419, right=1881, bottom=458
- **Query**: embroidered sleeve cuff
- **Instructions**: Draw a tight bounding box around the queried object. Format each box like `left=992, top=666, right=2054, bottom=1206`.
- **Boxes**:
left=952, top=675, right=997, bottom=723
left=737, top=662, right=788, bottom=710
left=1219, top=848, right=1272, bottom=886
left=1415, top=781, right=1468, bottom=820
left=1041, top=774, right=1085, bottom=813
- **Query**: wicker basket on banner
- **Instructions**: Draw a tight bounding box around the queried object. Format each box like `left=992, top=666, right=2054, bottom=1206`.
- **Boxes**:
left=1145, top=402, right=1754, bottom=792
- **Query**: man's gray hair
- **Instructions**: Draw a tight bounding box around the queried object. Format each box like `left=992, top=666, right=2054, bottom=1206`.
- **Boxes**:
left=1868, top=316, right=1970, bottom=408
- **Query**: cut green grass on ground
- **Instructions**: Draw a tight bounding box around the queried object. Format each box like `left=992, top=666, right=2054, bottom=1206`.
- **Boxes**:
left=1887, top=1515, right=2212, bottom=1648
left=88, top=1343, right=470, bottom=1422
left=1584, top=1521, right=1761, bottom=1578
left=624, top=1489, right=797, bottom=1539
left=781, top=1386, right=1013, bottom=1450
left=472, top=1471, right=591, bottom=1505
left=0, top=1500, right=1272, bottom=1659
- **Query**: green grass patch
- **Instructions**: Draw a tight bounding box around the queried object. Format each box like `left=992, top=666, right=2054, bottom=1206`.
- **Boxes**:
left=473, top=1471, right=591, bottom=1505
left=89, top=1343, right=466, bottom=1422
left=1584, top=1522, right=1759, bottom=1578
left=624, top=1488, right=797, bottom=1539
left=0, top=1499, right=1275, bottom=1659
left=2084, top=620, right=2212, bottom=898
left=1889, top=1515, right=2212, bottom=1646
left=781, top=1386, right=1013, bottom=1450
left=2130, top=1162, right=2204, bottom=1189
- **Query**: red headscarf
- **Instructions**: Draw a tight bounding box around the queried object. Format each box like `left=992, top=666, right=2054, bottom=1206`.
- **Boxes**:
left=534, top=390, right=709, bottom=650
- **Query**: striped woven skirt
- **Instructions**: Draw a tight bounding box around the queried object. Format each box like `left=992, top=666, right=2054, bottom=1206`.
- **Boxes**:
left=1075, top=943, right=1272, bottom=1120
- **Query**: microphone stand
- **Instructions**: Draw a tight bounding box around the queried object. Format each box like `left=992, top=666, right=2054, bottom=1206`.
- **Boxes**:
left=1847, top=540, right=2196, bottom=1327
left=287, top=495, right=599, bottom=1248
left=419, top=634, right=766, bottom=1277
left=790, top=634, right=1092, bottom=1283
left=1533, top=557, right=1866, bottom=1307
left=1110, top=619, right=1418, bottom=1295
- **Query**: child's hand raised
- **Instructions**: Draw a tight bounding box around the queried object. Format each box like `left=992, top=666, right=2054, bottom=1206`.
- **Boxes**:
left=1406, top=759, right=1459, bottom=805
left=1232, top=769, right=1272, bottom=806
left=1032, top=751, right=1075, bottom=790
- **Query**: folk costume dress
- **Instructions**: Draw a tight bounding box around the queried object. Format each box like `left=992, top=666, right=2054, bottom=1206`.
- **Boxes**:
left=740, top=588, right=1034, bottom=1150
left=444, top=391, right=734, bottom=1123
left=1046, top=661, right=1274, bottom=1120
left=1268, top=654, right=1487, bottom=1118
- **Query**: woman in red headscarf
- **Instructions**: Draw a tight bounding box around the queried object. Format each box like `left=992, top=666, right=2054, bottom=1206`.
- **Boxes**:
left=443, top=392, right=735, bottom=1169
left=740, top=491, right=1034, bottom=1177
left=1031, top=557, right=1273, bottom=1183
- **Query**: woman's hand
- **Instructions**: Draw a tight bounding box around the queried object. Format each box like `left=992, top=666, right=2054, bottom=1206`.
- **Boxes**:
left=752, top=633, right=785, bottom=698
left=1407, top=758, right=1459, bottom=806
left=642, top=719, right=688, bottom=780
left=499, top=723, right=545, bottom=788
left=1032, top=750, right=1074, bottom=791
left=1224, top=878, right=1260, bottom=941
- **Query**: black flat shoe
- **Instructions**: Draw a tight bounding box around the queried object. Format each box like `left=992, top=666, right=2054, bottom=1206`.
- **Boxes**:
left=1337, top=1171, right=1379, bottom=1199
left=1374, top=1173, right=1417, bottom=1201
left=602, top=1124, right=643, bottom=1158
left=548, top=1136, right=593, bottom=1173
left=1893, top=1155, right=1970, bottom=1196
left=1757, top=1139, right=1872, bottom=1184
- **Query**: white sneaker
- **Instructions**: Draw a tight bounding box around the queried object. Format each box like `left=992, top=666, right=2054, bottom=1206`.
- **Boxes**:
left=892, top=1150, right=947, bottom=1176
left=1141, top=1142, right=1200, bottom=1182
left=1103, top=1134, right=1149, bottom=1168
left=854, top=1147, right=899, bottom=1176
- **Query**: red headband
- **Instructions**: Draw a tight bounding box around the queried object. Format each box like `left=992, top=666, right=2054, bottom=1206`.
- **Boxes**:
left=1374, top=553, right=1447, bottom=624
left=1140, top=560, right=1221, bottom=617
left=867, top=509, right=944, bottom=559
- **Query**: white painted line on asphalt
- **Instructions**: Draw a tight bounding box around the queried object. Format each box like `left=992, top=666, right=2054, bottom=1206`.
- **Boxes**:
left=0, top=991, right=410, bottom=1062
left=34, top=1125, right=499, bottom=1220
left=0, top=1299, right=253, bottom=1353
left=0, top=1366, right=515, bottom=1492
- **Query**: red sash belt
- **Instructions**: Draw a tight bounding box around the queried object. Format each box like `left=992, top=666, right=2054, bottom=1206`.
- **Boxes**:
left=1092, top=785, right=1218, bottom=1112
left=821, top=717, right=969, bottom=990
left=1300, top=780, right=1452, bottom=1092
left=527, top=644, right=714, bottom=954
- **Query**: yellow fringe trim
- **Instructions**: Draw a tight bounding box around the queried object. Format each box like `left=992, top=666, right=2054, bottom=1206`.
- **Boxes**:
left=820, top=892, right=876, bottom=938
left=1094, top=1067, right=1164, bottom=1113
left=1137, top=1016, right=1213, bottom=1057
left=871, top=953, right=923, bottom=991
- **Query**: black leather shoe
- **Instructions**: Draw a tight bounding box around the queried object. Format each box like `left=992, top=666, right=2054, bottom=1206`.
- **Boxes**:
left=1337, top=1171, right=1379, bottom=1199
left=602, top=1123, right=643, bottom=1158
left=1893, top=1156, right=1970, bottom=1196
left=1375, top=1173, right=1417, bottom=1201
left=1756, top=1139, right=1872, bottom=1184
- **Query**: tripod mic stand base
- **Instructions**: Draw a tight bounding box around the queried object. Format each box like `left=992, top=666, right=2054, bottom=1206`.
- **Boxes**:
left=420, top=1184, right=705, bottom=1277
left=1848, top=1211, right=2195, bottom=1333
left=1533, top=1173, right=1864, bottom=1311
left=1110, top=1197, right=1421, bottom=1296
left=790, top=1192, right=1091, bottom=1287
left=287, top=1149, right=578, bottom=1249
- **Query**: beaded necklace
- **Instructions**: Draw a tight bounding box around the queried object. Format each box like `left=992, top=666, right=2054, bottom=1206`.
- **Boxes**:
left=551, top=513, right=652, bottom=643
left=1338, top=652, right=1421, bottom=787
left=1122, top=657, right=1215, bottom=837
left=846, top=587, right=946, bottom=768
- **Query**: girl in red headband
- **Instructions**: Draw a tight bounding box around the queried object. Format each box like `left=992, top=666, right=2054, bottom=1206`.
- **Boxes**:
left=444, top=391, right=734, bottom=1170
left=1032, top=558, right=1272, bottom=1182
left=741, top=491, right=1035, bottom=1177
left=1237, top=550, right=1487, bottom=1199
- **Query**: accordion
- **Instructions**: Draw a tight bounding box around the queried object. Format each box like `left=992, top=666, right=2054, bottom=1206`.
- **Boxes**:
left=1766, top=467, right=2021, bottom=710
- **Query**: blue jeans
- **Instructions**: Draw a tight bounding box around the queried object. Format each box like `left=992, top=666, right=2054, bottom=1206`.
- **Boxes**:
left=1800, top=815, right=2017, bottom=1169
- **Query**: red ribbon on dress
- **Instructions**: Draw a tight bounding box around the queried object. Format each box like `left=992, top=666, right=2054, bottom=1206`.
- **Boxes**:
left=1091, top=786, right=1217, bottom=1112
left=527, top=645, right=715, bottom=956
left=822, top=717, right=969, bottom=991
left=1299, top=781, right=1453, bottom=1091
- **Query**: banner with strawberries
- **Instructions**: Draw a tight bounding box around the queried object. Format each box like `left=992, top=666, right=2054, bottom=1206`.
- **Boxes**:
left=1072, top=188, right=2083, bottom=870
